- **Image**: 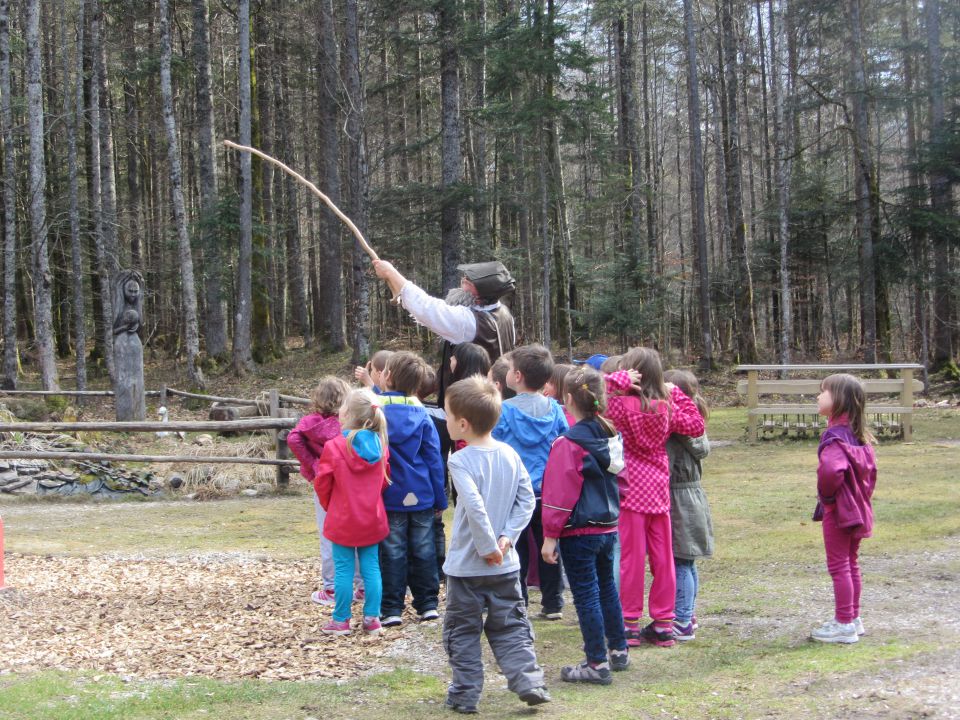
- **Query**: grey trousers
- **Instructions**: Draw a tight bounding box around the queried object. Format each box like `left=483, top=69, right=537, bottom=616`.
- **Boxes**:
left=443, top=571, right=545, bottom=706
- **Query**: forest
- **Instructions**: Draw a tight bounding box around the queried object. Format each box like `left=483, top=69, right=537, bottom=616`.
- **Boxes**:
left=0, top=0, right=958, bottom=391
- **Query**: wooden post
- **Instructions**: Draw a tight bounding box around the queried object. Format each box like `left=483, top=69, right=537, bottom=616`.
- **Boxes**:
left=159, top=384, right=167, bottom=410
left=269, top=389, right=289, bottom=487
left=900, top=368, right=914, bottom=442
left=746, top=369, right=759, bottom=441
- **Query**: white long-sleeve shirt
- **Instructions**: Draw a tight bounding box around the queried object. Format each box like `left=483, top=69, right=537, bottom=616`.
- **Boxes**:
left=398, top=281, right=502, bottom=345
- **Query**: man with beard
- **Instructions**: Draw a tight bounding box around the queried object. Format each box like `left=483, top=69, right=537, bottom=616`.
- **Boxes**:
left=373, top=259, right=517, bottom=405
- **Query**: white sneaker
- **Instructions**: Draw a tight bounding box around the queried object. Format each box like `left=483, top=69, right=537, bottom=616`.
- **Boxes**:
left=420, top=609, right=440, bottom=622
left=382, top=615, right=403, bottom=628
left=811, top=619, right=858, bottom=644
left=852, top=616, right=867, bottom=636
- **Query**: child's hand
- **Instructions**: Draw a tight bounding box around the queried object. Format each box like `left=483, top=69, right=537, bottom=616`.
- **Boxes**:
left=497, top=536, right=512, bottom=556
left=626, top=369, right=643, bottom=393
left=482, top=548, right=504, bottom=566
left=354, top=365, right=374, bottom=388
left=541, top=537, right=559, bottom=565
left=664, top=381, right=676, bottom=392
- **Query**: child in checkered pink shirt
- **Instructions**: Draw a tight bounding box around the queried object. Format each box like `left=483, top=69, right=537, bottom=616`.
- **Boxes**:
left=604, top=348, right=704, bottom=647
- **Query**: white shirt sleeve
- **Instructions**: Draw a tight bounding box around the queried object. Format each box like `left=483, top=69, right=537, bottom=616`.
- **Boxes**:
left=398, top=281, right=477, bottom=345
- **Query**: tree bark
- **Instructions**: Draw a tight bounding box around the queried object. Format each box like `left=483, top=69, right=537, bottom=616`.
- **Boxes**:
left=233, top=0, right=255, bottom=373
left=0, top=0, right=17, bottom=389
left=438, top=0, right=463, bottom=292
left=159, top=0, right=204, bottom=390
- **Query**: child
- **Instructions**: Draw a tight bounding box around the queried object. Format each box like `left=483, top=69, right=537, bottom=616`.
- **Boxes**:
left=605, top=347, right=704, bottom=647
left=492, top=344, right=569, bottom=619
left=600, top=355, right=622, bottom=374
left=544, top=362, right=575, bottom=427
left=313, top=389, right=391, bottom=635
left=378, top=351, right=447, bottom=626
left=286, top=376, right=353, bottom=604
left=542, top=366, right=629, bottom=685
left=810, top=373, right=877, bottom=644
left=663, top=369, right=714, bottom=642
left=443, top=376, right=550, bottom=713
left=489, top=353, right=517, bottom=400
left=355, top=349, right=394, bottom=392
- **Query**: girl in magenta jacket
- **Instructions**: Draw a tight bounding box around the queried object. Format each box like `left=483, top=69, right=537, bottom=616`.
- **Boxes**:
left=287, top=377, right=351, bottom=605
left=810, top=374, right=877, bottom=644
left=604, top=347, right=704, bottom=647
left=314, top=388, right=391, bottom=636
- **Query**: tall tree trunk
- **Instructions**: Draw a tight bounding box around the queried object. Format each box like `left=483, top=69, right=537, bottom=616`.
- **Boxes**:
left=94, top=1, right=118, bottom=275
left=847, top=0, right=877, bottom=362
left=683, top=0, right=712, bottom=369
left=721, top=0, right=757, bottom=362
left=122, top=8, right=142, bottom=267
left=0, top=0, right=17, bottom=388
left=192, top=0, right=227, bottom=360
left=159, top=0, right=204, bottom=389
left=316, top=0, right=345, bottom=350
left=769, top=0, right=792, bottom=364
left=232, top=0, right=255, bottom=373
left=27, top=0, right=59, bottom=389
left=470, top=0, right=490, bottom=255
left=640, top=1, right=657, bottom=273
left=344, top=0, right=370, bottom=363
left=438, top=0, right=463, bottom=292
left=926, top=0, right=952, bottom=367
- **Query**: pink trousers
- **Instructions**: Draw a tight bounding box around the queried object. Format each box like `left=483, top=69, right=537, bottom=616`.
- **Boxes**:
left=822, top=506, right=863, bottom=624
left=619, top=509, right=676, bottom=622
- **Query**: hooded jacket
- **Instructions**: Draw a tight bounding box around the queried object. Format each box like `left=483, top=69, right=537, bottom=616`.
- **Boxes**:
left=287, top=413, right=341, bottom=481
left=542, top=417, right=625, bottom=538
left=314, top=430, right=391, bottom=547
left=605, top=371, right=705, bottom=514
left=666, top=433, right=714, bottom=559
left=492, top=394, right=570, bottom=494
left=816, top=420, right=877, bottom=539
left=379, top=392, right=447, bottom=512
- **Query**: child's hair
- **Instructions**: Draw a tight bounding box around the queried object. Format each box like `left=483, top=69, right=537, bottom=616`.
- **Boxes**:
left=509, top=344, right=554, bottom=391
left=563, top=366, right=616, bottom=437
left=663, top=369, right=709, bottom=423
left=546, top=363, right=574, bottom=400
left=821, top=373, right=876, bottom=444
left=445, top=375, right=502, bottom=435
left=310, top=376, right=352, bottom=415
left=620, top=347, right=670, bottom=412
left=369, top=350, right=394, bottom=374
left=339, top=388, right=390, bottom=469
left=600, top=355, right=622, bottom=373
left=384, top=350, right=429, bottom=396
left=418, top=364, right=438, bottom=401
left=450, top=342, right=492, bottom=384
left=489, top=353, right=517, bottom=400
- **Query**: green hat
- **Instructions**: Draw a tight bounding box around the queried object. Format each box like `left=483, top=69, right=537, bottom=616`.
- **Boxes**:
left=458, top=261, right=516, bottom=300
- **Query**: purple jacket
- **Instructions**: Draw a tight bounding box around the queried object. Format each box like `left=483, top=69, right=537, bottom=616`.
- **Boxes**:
left=816, top=420, right=877, bottom=539
left=287, top=413, right=342, bottom=481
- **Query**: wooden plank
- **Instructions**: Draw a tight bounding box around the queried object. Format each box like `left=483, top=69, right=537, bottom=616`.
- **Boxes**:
left=901, top=368, right=914, bottom=441
left=735, top=378, right=924, bottom=396
left=0, top=389, right=162, bottom=397
left=736, top=363, right=923, bottom=372
left=748, top=405, right=914, bottom=416
left=0, top=450, right=298, bottom=465
left=746, top=370, right=759, bottom=442
left=0, top=418, right=296, bottom=433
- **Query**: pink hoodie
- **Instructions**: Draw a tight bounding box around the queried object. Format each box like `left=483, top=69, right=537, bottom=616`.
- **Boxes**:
left=816, top=420, right=877, bottom=539
left=287, top=413, right=342, bottom=481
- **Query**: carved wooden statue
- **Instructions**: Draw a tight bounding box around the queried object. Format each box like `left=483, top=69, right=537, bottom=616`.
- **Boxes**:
left=113, top=270, right=146, bottom=421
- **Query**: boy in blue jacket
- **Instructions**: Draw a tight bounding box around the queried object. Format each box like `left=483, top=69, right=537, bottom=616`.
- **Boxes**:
left=379, top=351, right=447, bottom=627
left=493, top=344, right=569, bottom=619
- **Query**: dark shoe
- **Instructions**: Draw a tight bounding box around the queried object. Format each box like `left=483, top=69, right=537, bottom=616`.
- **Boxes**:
left=624, top=624, right=642, bottom=648
left=560, top=661, right=613, bottom=685
left=537, top=609, right=563, bottom=621
left=518, top=686, right=552, bottom=706
left=672, top=620, right=696, bottom=642
left=640, top=621, right=676, bottom=647
left=445, top=698, right=478, bottom=714
left=609, top=649, right=630, bottom=671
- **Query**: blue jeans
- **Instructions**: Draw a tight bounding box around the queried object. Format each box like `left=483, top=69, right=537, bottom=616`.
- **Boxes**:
left=559, top=532, right=627, bottom=664
left=380, top=509, right=439, bottom=617
left=332, top=543, right=382, bottom=622
left=674, top=558, right=699, bottom=624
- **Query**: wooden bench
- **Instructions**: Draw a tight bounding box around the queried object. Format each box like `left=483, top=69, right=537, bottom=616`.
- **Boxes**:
left=736, top=364, right=924, bottom=442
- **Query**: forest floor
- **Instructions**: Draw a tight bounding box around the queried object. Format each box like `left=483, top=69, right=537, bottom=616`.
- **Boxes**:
left=1, top=348, right=960, bottom=718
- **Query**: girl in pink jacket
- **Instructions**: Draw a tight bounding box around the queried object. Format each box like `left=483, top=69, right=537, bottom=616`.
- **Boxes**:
left=605, top=348, right=704, bottom=647
left=811, top=374, right=877, bottom=644
left=287, top=376, right=351, bottom=605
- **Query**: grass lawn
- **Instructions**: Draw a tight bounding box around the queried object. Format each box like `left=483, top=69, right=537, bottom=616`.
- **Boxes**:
left=2, top=407, right=959, bottom=719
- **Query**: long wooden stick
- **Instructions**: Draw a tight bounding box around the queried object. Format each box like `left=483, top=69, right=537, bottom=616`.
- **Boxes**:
left=223, top=139, right=379, bottom=262
left=0, top=450, right=297, bottom=466
left=0, top=418, right=295, bottom=433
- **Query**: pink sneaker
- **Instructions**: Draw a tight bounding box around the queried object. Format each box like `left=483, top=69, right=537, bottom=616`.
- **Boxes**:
left=362, top=616, right=383, bottom=635
left=353, top=587, right=366, bottom=602
left=321, top=619, right=351, bottom=636
left=311, top=588, right=336, bottom=606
